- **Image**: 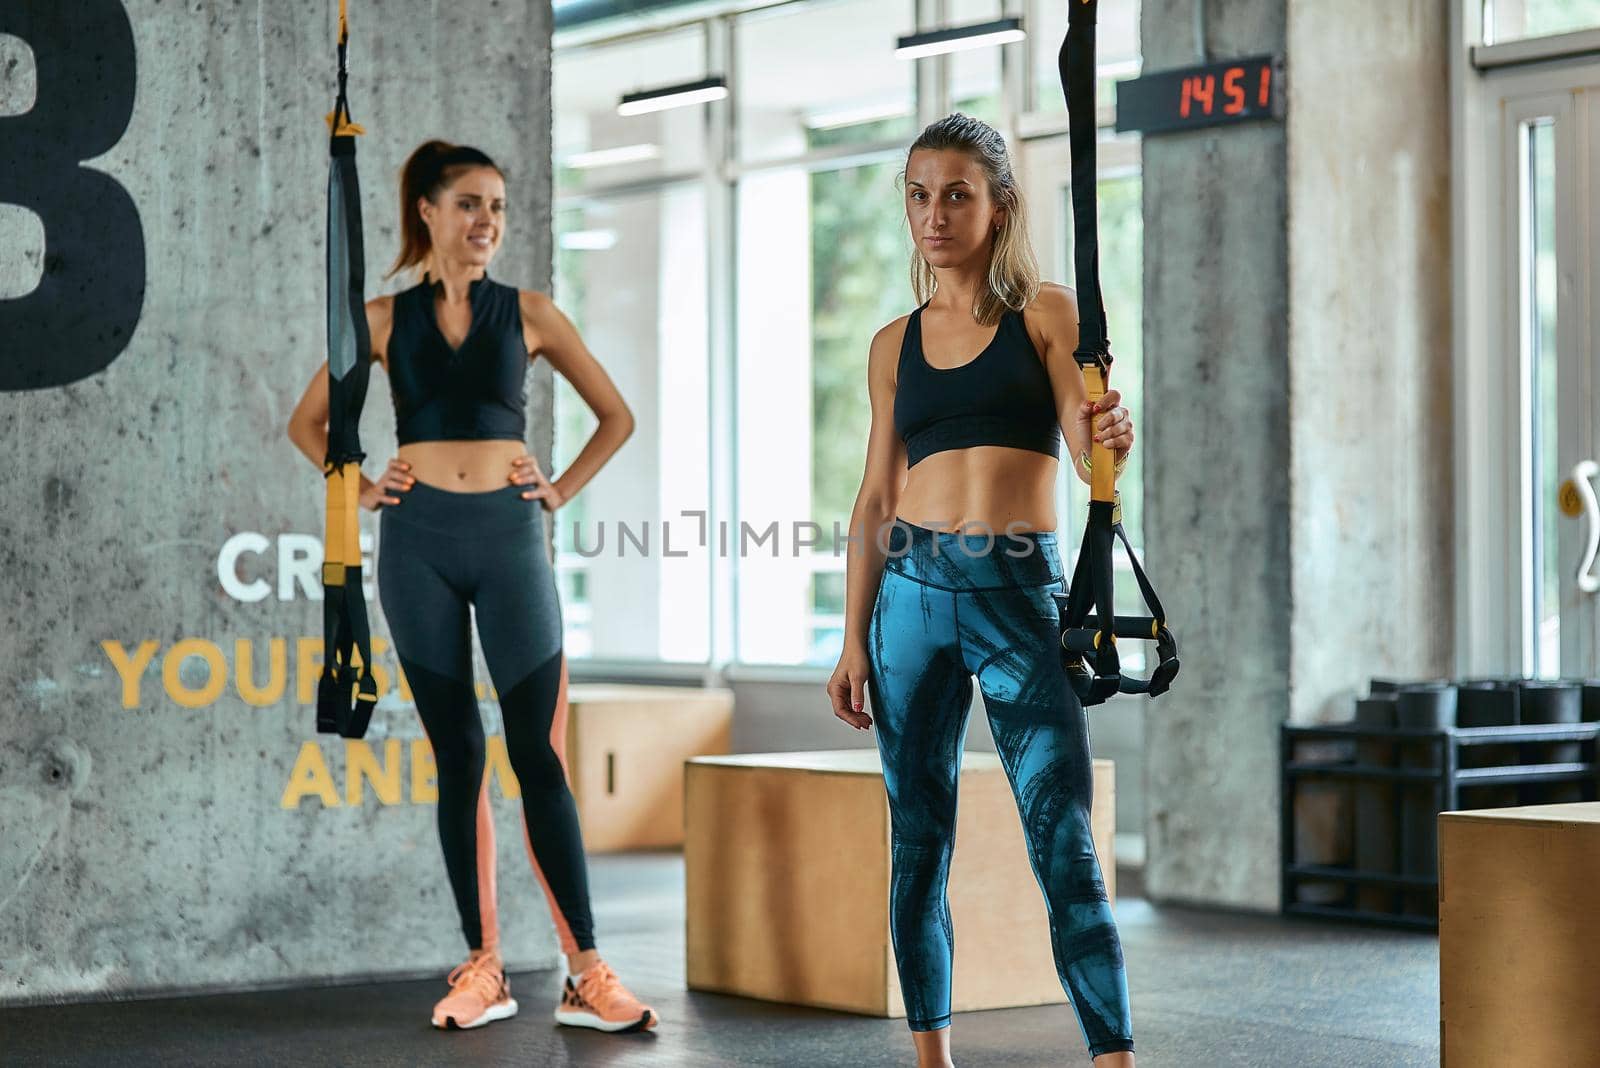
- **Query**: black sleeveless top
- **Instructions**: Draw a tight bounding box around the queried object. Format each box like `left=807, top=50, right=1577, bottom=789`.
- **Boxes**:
left=892, top=303, right=1062, bottom=468
left=386, top=273, right=528, bottom=446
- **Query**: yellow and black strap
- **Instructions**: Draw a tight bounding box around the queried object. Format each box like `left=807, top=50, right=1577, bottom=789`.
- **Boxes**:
left=1054, top=0, right=1180, bottom=706
left=318, top=0, right=377, bottom=738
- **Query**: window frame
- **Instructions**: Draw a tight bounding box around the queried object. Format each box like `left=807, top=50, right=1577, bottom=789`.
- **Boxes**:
left=552, top=0, right=1145, bottom=679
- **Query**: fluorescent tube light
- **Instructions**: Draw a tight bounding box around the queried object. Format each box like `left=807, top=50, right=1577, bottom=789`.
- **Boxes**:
left=617, top=77, right=729, bottom=117
left=565, top=143, right=662, bottom=169
left=804, top=101, right=913, bottom=130
left=560, top=229, right=618, bottom=251
left=1098, top=58, right=1142, bottom=79
left=895, top=17, right=1026, bottom=61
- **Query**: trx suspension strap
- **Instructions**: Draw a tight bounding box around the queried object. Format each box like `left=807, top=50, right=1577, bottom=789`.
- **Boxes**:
left=1053, top=0, right=1179, bottom=707
left=318, top=0, right=377, bottom=739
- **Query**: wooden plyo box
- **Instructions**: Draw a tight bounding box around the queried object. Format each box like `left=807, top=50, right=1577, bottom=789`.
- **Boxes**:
left=1440, top=803, right=1600, bottom=1066
left=685, top=750, right=1115, bottom=1017
left=565, top=685, right=733, bottom=852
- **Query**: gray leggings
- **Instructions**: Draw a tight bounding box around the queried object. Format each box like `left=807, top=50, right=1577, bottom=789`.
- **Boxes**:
left=377, top=480, right=593, bottom=954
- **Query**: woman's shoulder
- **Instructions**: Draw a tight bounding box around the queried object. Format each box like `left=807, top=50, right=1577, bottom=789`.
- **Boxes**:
left=1024, top=282, right=1078, bottom=320
left=870, top=311, right=917, bottom=356
left=362, top=294, right=397, bottom=363
left=363, top=293, right=397, bottom=330
left=867, top=313, right=916, bottom=390
left=514, top=287, right=553, bottom=313
left=1017, top=283, right=1079, bottom=356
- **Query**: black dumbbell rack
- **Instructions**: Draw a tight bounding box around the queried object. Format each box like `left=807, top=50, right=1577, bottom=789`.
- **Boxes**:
left=1280, top=720, right=1600, bottom=929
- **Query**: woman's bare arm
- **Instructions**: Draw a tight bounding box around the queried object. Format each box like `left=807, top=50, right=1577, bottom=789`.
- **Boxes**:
left=827, top=316, right=910, bottom=731
left=520, top=290, right=634, bottom=504
left=285, top=297, right=401, bottom=506
left=1032, top=283, right=1133, bottom=483
left=842, top=317, right=911, bottom=653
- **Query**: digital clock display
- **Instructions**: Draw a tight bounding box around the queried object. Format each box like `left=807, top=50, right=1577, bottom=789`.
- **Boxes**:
left=1114, top=55, right=1284, bottom=136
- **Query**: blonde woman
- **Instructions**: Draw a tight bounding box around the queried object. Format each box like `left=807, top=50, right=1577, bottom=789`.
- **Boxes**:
left=826, top=114, right=1137, bottom=1067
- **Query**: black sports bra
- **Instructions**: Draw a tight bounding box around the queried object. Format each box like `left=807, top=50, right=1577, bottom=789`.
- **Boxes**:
left=892, top=303, right=1062, bottom=468
left=386, top=273, right=528, bottom=446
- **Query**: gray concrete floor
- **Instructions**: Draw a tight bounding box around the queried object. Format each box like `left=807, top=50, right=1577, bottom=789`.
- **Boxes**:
left=1, top=853, right=1439, bottom=1067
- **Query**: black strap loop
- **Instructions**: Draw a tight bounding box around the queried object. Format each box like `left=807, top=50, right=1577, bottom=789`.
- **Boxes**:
left=317, top=576, right=378, bottom=738
left=1053, top=504, right=1182, bottom=706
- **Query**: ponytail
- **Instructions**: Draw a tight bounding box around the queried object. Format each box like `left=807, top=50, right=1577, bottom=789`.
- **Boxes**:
left=388, top=140, right=503, bottom=279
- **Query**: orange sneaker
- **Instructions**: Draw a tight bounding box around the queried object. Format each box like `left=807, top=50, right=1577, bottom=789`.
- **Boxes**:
left=431, top=949, right=519, bottom=1030
left=554, top=960, right=658, bottom=1033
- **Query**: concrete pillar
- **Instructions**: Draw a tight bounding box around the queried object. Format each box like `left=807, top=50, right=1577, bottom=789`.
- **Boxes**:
left=1284, top=2, right=1453, bottom=723
left=1140, top=0, right=1451, bottom=910
left=0, top=0, right=555, bottom=1001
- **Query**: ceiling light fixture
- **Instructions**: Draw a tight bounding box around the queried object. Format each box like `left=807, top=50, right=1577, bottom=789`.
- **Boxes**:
left=560, top=229, right=619, bottom=252
left=894, top=18, right=1026, bottom=61
left=804, top=101, right=914, bottom=130
left=617, top=77, right=729, bottom=117
left=565, top=143, right=662, bottom=169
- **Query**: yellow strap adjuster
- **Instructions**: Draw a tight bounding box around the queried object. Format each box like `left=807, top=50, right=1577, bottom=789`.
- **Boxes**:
left=326, top=112, right=367, bottom=137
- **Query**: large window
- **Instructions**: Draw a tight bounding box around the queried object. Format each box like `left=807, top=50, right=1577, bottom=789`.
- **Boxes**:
left=552, top=185, right=712, bottom=663
left=554, top=28, right=709, bottom=196
left=553, top=32, right=715, bottom=663
left=736, top=0, right=915, bottom=162
left=1483, top=0, right=1600, bottom=42
left=947, top=0, right=1006, bottom=124
left=1451, top=36, right=1600, bottom=677
left=1523, top=119, right=1561, bottom=676
left=553, top=0, right=1144, bottom=670
left=1029, top=0, right=1141, bottom=114
left=734, top=157, right=910, bottom=665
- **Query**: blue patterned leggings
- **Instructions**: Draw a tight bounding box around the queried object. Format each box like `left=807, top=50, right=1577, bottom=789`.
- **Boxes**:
left=866, top=519, right=1134, bottom=1058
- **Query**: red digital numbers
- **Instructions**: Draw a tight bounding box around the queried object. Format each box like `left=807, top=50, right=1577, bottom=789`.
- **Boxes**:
left=1223, top=67, right=1245, bottom=114
left=1179, top=63, right=1271, bottom=121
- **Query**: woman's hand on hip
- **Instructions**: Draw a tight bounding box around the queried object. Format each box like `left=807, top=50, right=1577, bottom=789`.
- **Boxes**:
left=359, top=458, right=413, bottom=511
left=827, top=646, right=874, bottom=731
left=1076, top=386, right=1135, bottom=456
left=509, top=455, right=566, bottom=511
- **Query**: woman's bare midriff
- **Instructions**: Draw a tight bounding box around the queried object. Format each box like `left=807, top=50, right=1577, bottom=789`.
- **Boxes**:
left=398, top=440, right=529, bottom=493
left=894, top=446, right=1060, bottom=534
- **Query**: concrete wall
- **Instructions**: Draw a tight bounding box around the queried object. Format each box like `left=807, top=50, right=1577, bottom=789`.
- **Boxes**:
left=1141, top=0, right=1291, bottom=910
left=0, top=0, right=554, bottom=1004
left=1285, top=1, right=1453, bottom=723
left=1140, top=0, right=1451, bottom=910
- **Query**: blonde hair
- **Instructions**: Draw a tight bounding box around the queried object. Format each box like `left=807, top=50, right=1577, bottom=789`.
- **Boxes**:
left=906, top=113, right=1040, bottom=326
